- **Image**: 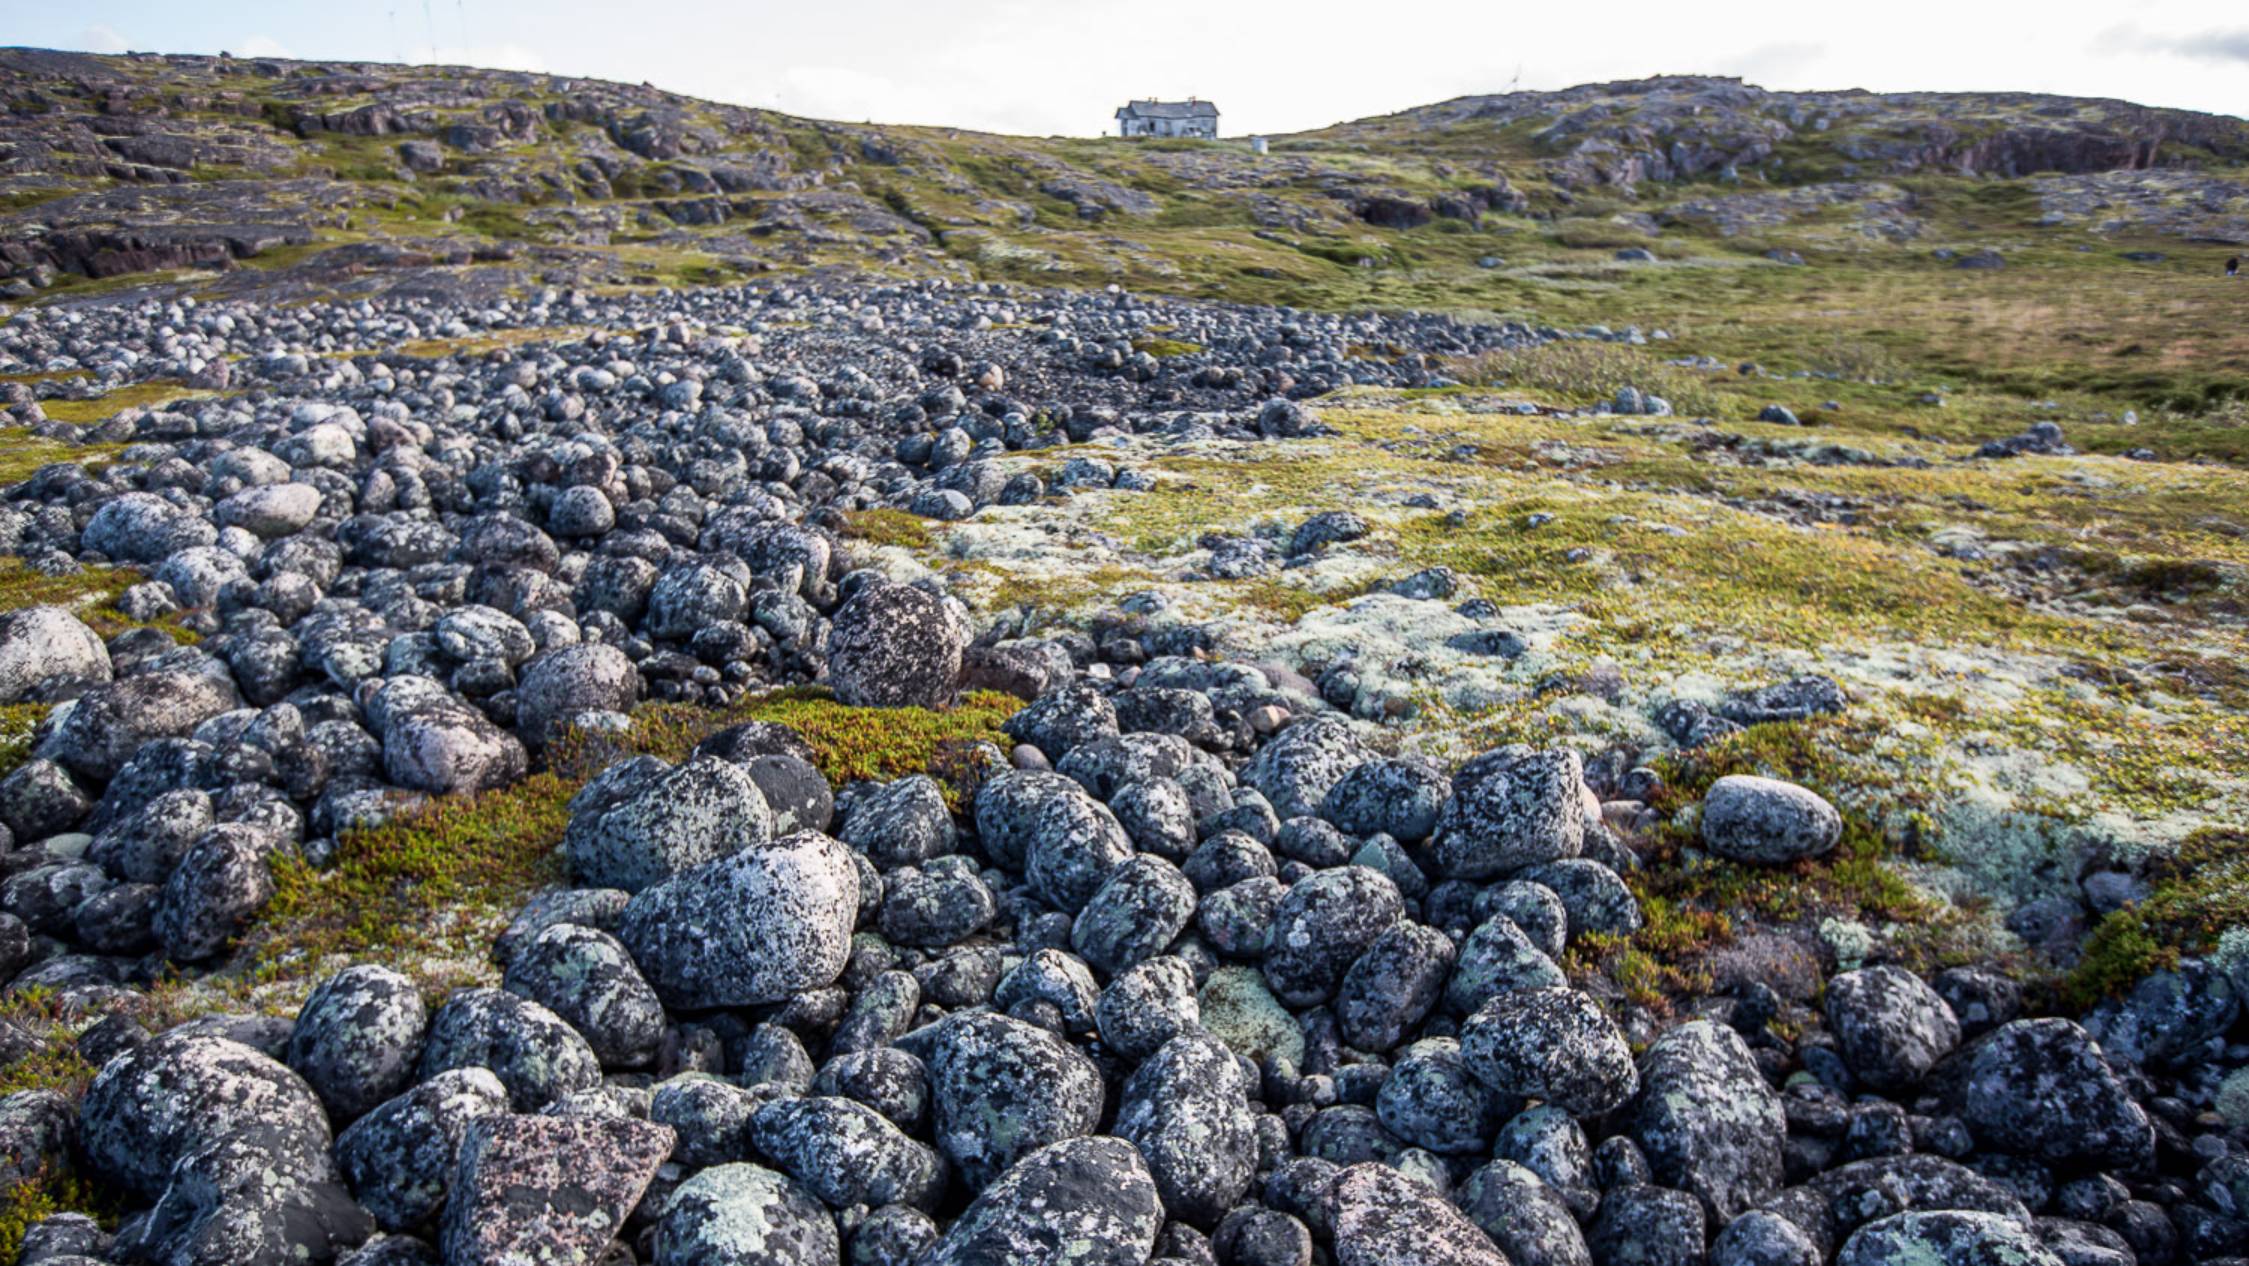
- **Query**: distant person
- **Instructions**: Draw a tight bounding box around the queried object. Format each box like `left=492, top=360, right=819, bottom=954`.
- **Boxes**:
left=2231, top=256, right=2242, bottom=278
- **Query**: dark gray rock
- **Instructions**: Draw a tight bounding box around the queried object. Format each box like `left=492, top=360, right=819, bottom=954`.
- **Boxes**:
left=286, top=964, right=429, bottom=1121
left=1434, top=748, right=1585, bottom=879
left=1461, top=986, right=1637, bottom=1116
left=919, top=1136, right=1162, bottom=1266
left=827, top=582, right=963, bottom=709
left=617, top=830, right=859, bottom=1008
left=1700, top=776, right=1841, bottom=864
left=1629, top=1020, right=1785, bottom=1221
left=654, top=1162, right=840, bottom=1266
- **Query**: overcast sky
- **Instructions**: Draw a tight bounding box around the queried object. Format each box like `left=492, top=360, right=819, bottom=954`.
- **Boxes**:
left=16, top=0, right=2248, bottom=137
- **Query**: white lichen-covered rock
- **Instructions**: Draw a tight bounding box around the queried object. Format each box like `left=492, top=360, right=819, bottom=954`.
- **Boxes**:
left=0, top=605, right=110, bottom=704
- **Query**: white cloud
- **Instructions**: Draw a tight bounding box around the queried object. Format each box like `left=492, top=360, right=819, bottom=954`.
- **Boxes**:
left=234, top=34, right=293, bottom=59
left=78, top=24, right=130, bottom=54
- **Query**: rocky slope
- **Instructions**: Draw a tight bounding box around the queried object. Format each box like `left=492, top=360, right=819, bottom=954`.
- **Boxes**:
left=5, top=52, right=2249, bottom=308
left=0, top=45, right=2244, bottom=1266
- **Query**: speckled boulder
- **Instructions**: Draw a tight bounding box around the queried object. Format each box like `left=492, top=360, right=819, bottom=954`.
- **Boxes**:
left=1444, top=915, right=1568, bottom=1017
left=1096, top=955, right=1202, bottom=1062
left=1700, top=776, right=1841, bottom=864
left=1712, top=1209, right=1822, bottom=1266
left=1322, top=757, right=1449, bottom=842
left=286, top=964, right=429, bottom=1121
left=840, top=773, right=956, bottom=868
left=1261, top=865, right=1403, bottom=1007
left=0, top=605, right=110, bottom=705
left=1002, top=682, right=1119, bottom=763
left=920, top=1136, right=1163, bottom=1266
left=416, top=987, right=602, bottom=1111
left=1072, top=855, right=1196, bottom=976
left=972, top=770, right=1132, bottom=906
left=826, top=582, right=963, bottom=708
left=564, top=755, right=774, bottom=893
left=1242, top=717, right=1373, bottom=820
left=1629, top=1020, right=1786, bottom=1221
left=748, top=1094, right=944, bottom=1210
left=1958, top=1018, right=2153, bottom=1169
left=1378, top=1038, right=1509, bottom=1155
left=514, top=642, right=639, bottom=748
left=617, top=830, right=859, bottom=1009
left=1461, top=987, right=1636, bottom=1117
left=439, top=1113, right=675, bottom=1266
left=654, top=1162, right=839, bottom=1266
left=43, top=669, right=239, bottom=782
left=500, top=922, right=665, bottom=1068
left=80, top=1031, right=332, bottom=1201
left=1825, top=966, right=1960, bottom=1092
left=1588, top=1184, right=1707, bottom=1266
left=1836, top=1210, right=2065, bottom=1266
left=1513, top=859, right=1641, bottom=939
left=1458, top=1159, right=1592, bottom=1266
left=1337, top=921, right=1455, bottom=1052
left=1329, top=1161, right=1509, bottom=1266
left=335, top=1068, right=511, bottom=1232
left=920, top=1012, right=1105, bottom=1189
left=153, top=824, right=275, bottom=963
left=1433, top=748, right=1585, bottom=879
left=1116, top=1029, right=1257, bottom=1226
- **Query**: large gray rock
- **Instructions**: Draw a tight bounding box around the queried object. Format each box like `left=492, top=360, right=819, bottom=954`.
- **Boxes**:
left=82, top=491, right=216, bottom=564
left=921, top=1012, right=1106, bottom=1189
left=1434, top=748, right=1586, bottom=879
left=80, top=1031, right=332, bottom=1201
left=1242, top=717, right=1373, bottom=820
left=617, top=831, right=859, bottom=1009
left=335, top=1068, right=511, bottom=1232
left=500, top=922, right=665, bottom=1068
left=747, top=1094, right=943, bottom=1210
left=43, top=669, right=239, bottom=781
left=1825, top=966, right=1960, bottom=1092
left=1460, top=986, right=1637, bottom=1116
left=1836, top=1210, right=2064, bottom=1266
left=564, top=755, right=774, bottom=892
left=1957, top=1018, right=2153, bottom=1169
left=378, top=693, right=526, bottom=796
left=416, top=988, right=602, bottom=1111
left=1116, top=1029, right=1256, bottom=1225
left=514, top=642, right=639, bottom=748
left=1458, top=1159, right=1592, bottom=1266
left=1630, top=1020, right=1785, bottom=1221
left=439, top=1113, right=675, bottom=1266
left=826, top=582, right=963, bottom=709
left=0, top=606, right=110, bottom=704
left=653, top=1162, right=839, bottom=1266
left=1262, top=865, right=1403, bottom=1007
left=1330, top=1161, right=1510, bottom=1266
left=287, top=964, right=429, bottom=1121
left=1700, top=776, right=1841, bottom=864
left=920, top=1137, right=1163, bottom=1266
left=215, top=482, right=322, bottom=537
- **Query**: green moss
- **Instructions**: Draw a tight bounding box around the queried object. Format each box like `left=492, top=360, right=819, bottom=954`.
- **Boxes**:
left=0, top=703, right=47, bottom=780
left=0, top=557, right=200, bottom=646
left=1131, top=336, right=1204, bottom=359
left=2069, top=828, right=2249, bottom=1006
left=249, top=688, right=1016, bottom=974
left=0, top=1167, right=116, bottom=1264
left=839, top=507, right=936, bottom=552
left=34, top=382, right=207, bottom=425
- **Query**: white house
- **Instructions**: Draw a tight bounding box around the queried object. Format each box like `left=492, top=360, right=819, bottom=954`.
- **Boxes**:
left=1115, top=99, right=1219, bottom=140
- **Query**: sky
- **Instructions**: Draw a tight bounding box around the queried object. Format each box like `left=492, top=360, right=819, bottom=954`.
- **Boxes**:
left=12, top=0, right=2248, bottom=137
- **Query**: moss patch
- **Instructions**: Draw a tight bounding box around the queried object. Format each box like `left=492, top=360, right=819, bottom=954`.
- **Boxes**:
left=2069, top=827, right=2249, bottom=1005
left=34, top=382, right=208, bottom=425
left=839, top=507, right=937, bottom=553
left=243, top=688, right=1016, bottom=986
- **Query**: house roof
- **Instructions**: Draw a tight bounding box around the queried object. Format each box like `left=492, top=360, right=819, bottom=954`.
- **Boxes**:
left=1116, top=99, right=1219, bottom=120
